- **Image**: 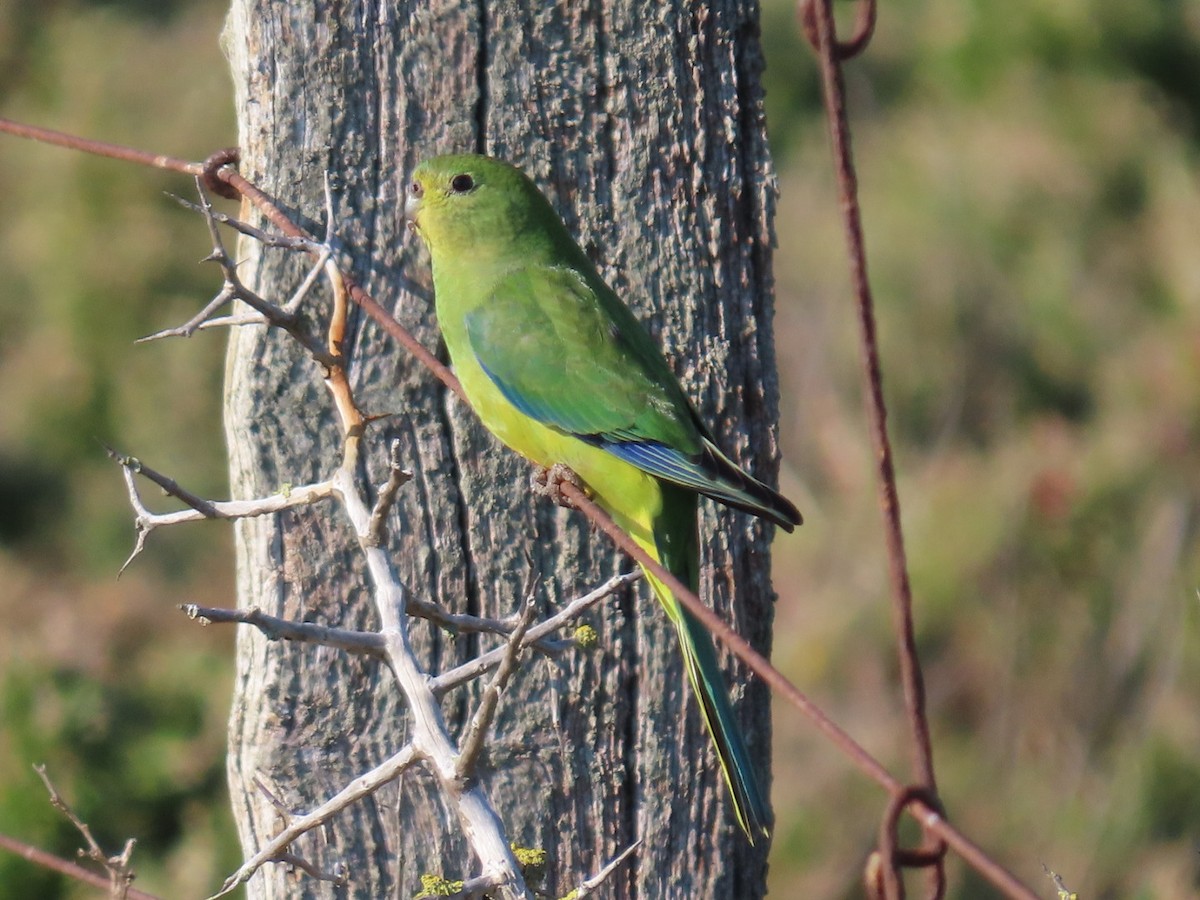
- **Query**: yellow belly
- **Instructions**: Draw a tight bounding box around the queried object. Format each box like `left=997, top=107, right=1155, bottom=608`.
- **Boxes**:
left=454, top=349, right=662, bottom=552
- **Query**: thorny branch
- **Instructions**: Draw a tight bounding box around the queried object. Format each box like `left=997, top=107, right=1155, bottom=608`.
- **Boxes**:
left=456, top=597, right=537, bottom=781
left=110, top=448, right=336, bottom=575
left=367, top=440, right=413, bottom=546
left=179, top=568, right=632, bottom=669
left=182, top=602, right=388, bottom=657
left=210, top=745, right=421, bottom=899
left=430, top=571, right=640, bottom=696
left=91, top=176, right=564, bottom=897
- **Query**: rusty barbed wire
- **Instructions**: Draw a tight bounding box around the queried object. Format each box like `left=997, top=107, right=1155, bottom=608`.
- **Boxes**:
left=0, top=94, right=1041, bottom=897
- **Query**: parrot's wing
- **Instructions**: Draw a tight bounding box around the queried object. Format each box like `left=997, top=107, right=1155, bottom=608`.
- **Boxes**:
left=465, top=264, right=702, bottom=453
left=464, top=264, right=801, bottom=530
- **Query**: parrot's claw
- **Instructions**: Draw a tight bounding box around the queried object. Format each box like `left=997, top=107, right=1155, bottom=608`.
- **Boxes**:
left=531, top=463, right=584, bottom=509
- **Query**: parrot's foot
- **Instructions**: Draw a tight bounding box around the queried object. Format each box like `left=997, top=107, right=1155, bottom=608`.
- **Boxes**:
left=531, top=463, right=585, bottom=509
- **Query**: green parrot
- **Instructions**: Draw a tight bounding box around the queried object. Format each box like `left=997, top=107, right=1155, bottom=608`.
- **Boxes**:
left=404, top=153, right=801, bottom=841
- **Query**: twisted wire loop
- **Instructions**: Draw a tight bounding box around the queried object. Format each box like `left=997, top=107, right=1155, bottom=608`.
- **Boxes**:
left=202, top=147, right=243, bottom=200
left=800, top=0, right=878, bottom=60
left=866, top=786, right=949, bottom=899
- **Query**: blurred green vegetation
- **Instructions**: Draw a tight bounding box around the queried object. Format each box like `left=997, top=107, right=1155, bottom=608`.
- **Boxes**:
left=0, top=1, right=239, bottom=897
left=0, top=0, right=1197, bottom=897
left=764, top=0, right=1200, bottom=897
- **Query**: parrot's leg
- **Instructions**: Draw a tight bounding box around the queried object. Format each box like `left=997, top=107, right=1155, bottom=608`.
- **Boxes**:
left=530, top=462, right=587, bottom=509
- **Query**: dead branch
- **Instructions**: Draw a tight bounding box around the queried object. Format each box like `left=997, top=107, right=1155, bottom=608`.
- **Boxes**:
left=456, top=600, right=536, bottom=781
left=182, top=603, right=387, bottom=657
left=182, top=567, right=630, bottom=685
left=111, top=451, right=336, bottom=574
left=329, top=463, right=531, bottom=899
left=210, top=744, right=421, bottom=898
left=366, top=440, right=413, bottom=547
left=430, top=571, right=639, bottom=696
left=566, top=840, right=641, bottom=899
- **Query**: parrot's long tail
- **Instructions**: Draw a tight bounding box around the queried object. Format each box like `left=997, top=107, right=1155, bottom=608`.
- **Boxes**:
left=643, top=485, right=770, bottom=843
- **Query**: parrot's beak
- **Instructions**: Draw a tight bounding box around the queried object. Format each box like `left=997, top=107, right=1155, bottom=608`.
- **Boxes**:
left=404, top=180, right=423, bottom=228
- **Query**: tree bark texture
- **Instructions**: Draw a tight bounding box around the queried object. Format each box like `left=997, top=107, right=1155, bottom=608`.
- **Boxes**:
left=221, top=2, right=782, bottom=897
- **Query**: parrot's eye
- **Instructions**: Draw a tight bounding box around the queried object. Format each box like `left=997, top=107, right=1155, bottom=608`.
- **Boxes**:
left=450, top=173, right=475, bottom=194
left=407, top=180, right=423, bottom=198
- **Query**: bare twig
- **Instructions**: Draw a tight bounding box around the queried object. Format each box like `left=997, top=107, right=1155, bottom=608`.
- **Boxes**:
left=140, top=308, right=274, bottom=338
left=135, top=238, right=329, bottom=343
left=283, top=242, right=334, bottom=316
left=567, top=839, right=641, bottom=899
left=250, top=772, right=341, bottom=859
left=182, top=603, right=387, bottom=657
left=252, top=773, right=294, bottom=827
left=135, top=286, right=239, bottom=341
left=34, top=765, right=140, bottom=900
left=403, top=592, right=583, bottom=649
left=405, top=596, right=527, bottom=637
left=183, top=576, right=614, bottom=665
left=106, top=446, right=220, bottom=517
left=189, top=179, right=337, bottom=366
left=367, top=441, right=413, bottom=547
left=167, top=192, right=318, bottom=251
left=210, top=744, right=421, bottom=899
left=456, top=599, right=537, bottom=780
left=111, top=451, right=335, bottom=574
left=431, top=571, right=639, bottom=696
left=275, top=852, right=348, bottom=887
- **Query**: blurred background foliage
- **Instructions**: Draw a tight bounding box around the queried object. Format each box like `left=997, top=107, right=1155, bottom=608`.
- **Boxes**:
left=0, top=0, right=1196, bottom=897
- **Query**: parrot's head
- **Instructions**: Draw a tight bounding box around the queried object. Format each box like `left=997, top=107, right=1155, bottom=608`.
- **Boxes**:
left=405, top=154, right=572, bottom=264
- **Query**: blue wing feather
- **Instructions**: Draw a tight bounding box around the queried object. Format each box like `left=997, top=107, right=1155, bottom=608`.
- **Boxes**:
left=604, top=440, right=709, bottom=486
left=464, top=267, right=802, bottom=530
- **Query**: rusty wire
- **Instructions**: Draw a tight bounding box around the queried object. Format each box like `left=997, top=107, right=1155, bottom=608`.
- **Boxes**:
left=0, top=92, right=1042, bottom=897
left=798, top=0, right=952, bottom=895
left=0, top=833, right=161, bottom=900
